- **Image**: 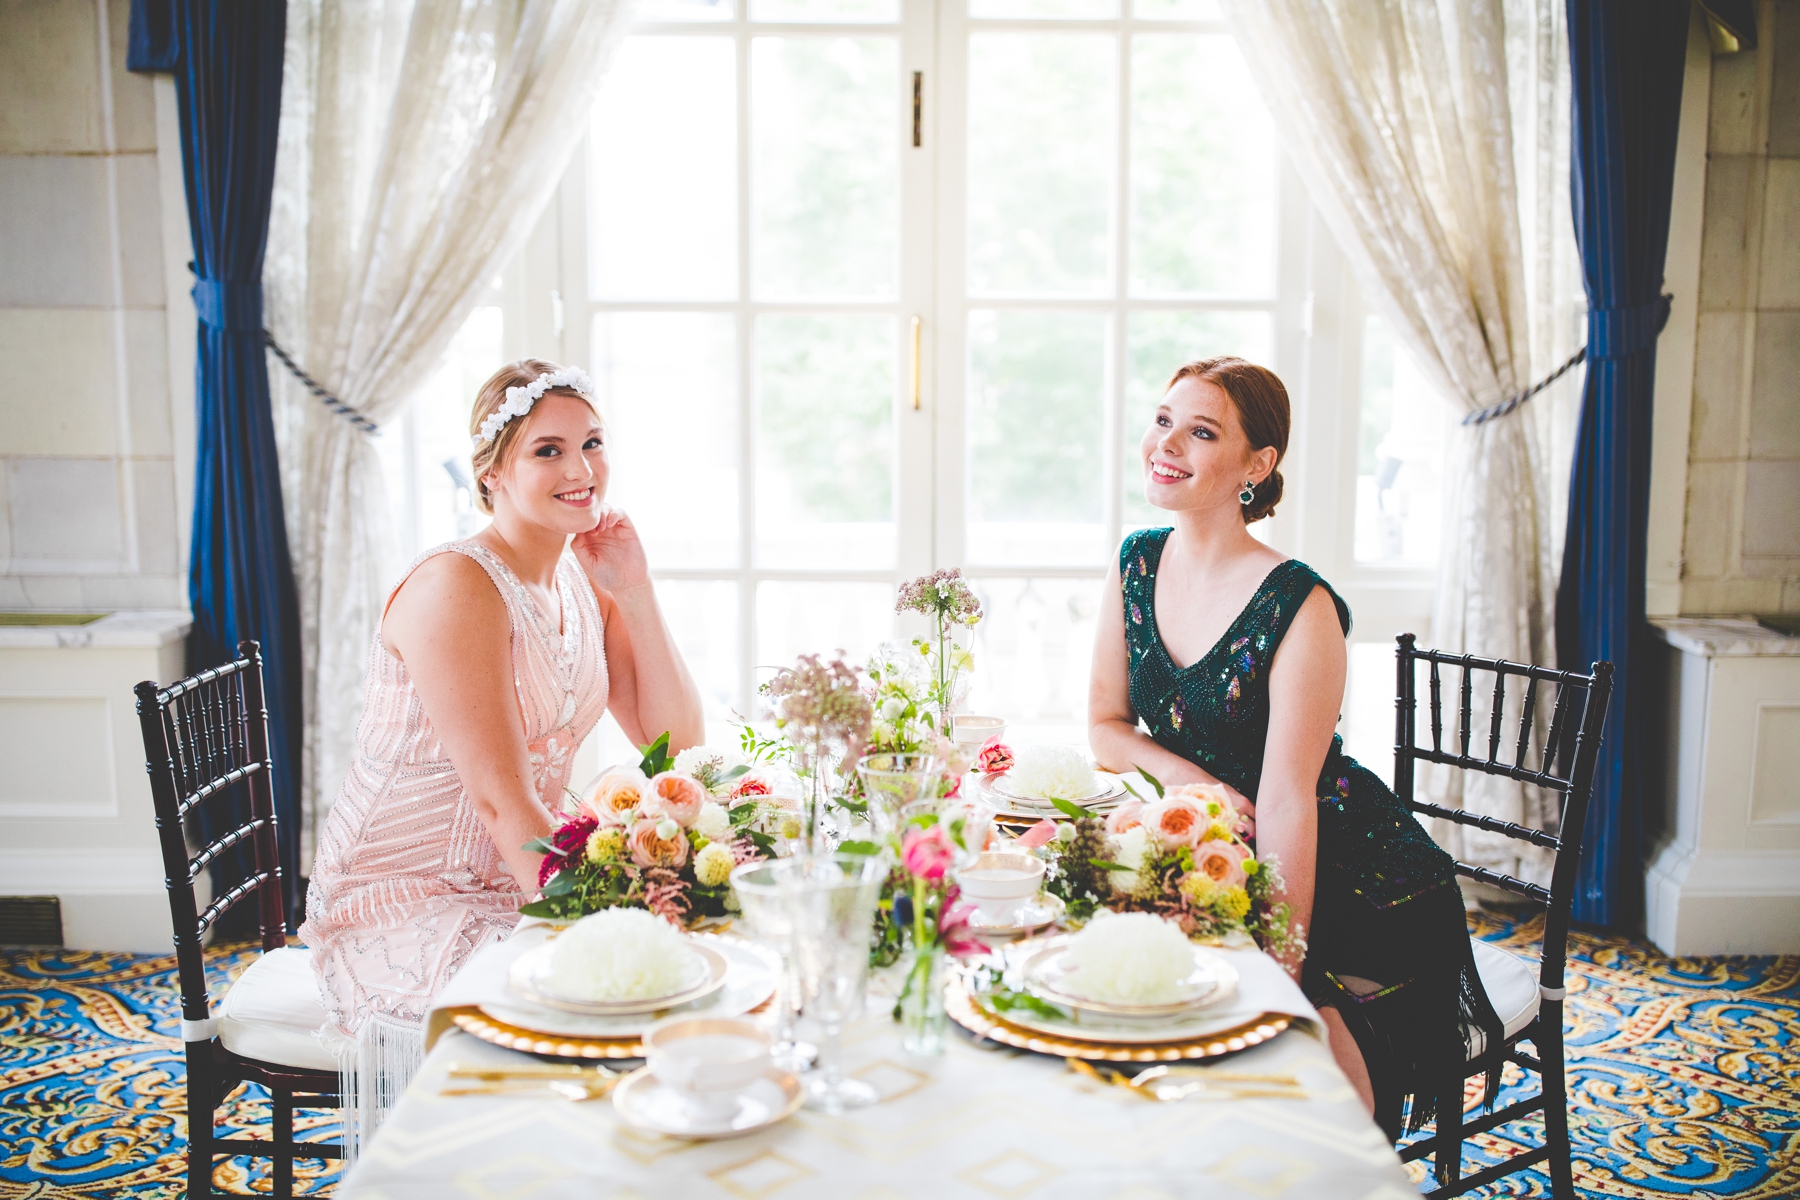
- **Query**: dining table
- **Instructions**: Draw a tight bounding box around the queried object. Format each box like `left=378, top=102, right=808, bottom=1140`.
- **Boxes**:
left=336, top=921, right=1421, bottom=1199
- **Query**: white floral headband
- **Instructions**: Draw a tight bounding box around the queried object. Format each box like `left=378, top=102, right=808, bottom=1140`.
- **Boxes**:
left=473, top=367, right=597, bottom=447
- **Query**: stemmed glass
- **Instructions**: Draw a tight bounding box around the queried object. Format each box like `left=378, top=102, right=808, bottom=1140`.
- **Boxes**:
left=742, top=853, right=886, bottom=1113
left=728, top=859, right=817, bottom=1073
left=855, top=753, right=943, bottom=841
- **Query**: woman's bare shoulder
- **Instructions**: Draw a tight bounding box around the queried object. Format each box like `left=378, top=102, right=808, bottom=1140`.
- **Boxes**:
left=383, top=549, right=508, bottom=657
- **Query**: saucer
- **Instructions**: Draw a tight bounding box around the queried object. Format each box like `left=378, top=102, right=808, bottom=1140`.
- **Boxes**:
left=966, top=891, right=1064, bottom=937
left=612, top=1066, right=803, bottom=1139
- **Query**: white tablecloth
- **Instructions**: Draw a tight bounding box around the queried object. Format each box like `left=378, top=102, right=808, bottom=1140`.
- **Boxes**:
left=341, top=932, right=1418, bottom=1200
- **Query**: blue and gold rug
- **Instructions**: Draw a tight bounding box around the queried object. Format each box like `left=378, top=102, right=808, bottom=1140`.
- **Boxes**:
left=1, top=942, right=340, bottom=1197
left=1, top=916, right=1795, bottom=1197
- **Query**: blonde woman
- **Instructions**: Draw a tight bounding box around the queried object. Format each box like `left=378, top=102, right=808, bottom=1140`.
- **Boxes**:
left=302, top=359, right=703, bottom=1136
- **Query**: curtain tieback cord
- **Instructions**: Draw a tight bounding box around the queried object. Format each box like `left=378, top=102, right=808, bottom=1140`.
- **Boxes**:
left=263, top=332, right=381, bottom=436
left=1461, top=293, right=1672, bottom=428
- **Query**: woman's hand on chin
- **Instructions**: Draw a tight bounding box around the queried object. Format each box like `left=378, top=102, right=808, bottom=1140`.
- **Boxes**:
left=572, top=505, right=651, bottom=595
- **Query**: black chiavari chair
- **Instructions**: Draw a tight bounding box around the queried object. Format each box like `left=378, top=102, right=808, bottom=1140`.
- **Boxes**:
left=135, top=640, right=349, bottom=1198
left=1389, top=634, right=1613, bottom=1199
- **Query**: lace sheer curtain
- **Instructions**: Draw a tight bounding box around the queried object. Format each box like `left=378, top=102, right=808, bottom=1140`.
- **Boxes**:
left=1218, top=0, right=1584, bottom=883
left=265, top=0, right=632, bottom=861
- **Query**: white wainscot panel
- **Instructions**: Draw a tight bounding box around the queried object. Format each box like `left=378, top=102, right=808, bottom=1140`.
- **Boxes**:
left=0, top=694, right=116, bottom=816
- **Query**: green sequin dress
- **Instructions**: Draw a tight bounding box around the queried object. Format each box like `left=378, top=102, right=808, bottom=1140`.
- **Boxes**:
left=1120, top=528, right=1500, bottom=1135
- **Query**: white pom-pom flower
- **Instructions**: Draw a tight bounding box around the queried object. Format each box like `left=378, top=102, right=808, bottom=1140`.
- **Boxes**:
left=1060, top=911, right=1195, bottom=1004
left=693, top=801, right=731, bottom=843
left=1007, top=744, right=1100, bottom=801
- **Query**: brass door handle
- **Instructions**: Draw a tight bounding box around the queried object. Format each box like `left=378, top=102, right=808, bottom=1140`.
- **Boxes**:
left=911, top=315, right=922, bottom=410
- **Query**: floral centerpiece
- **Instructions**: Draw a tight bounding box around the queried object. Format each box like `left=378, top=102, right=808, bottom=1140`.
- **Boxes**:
left=520, top=733, right=772, bottom=926
left=762, top=653, right=874, bottom=851
left=1026, top=770, right=1304, bottom=963
left=894, top=568, right=983, bottom=739
left=889, top=818, right=986, bottom=1054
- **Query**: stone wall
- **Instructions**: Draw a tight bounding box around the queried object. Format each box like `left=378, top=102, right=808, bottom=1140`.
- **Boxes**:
left=0, top=0, right=187, bottom=613
left=1683, top=0, right=1800, bottom=615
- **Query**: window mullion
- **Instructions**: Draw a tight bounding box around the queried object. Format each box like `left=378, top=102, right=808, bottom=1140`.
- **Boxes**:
left=1106, top=17, right=1130, bottom=555
left=736, top=25, right=756, bottom=714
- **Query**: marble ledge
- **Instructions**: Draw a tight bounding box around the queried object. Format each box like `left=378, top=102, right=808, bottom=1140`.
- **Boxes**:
left=1648, top=617, right=1800, bottom=658
left=0, top=609, right=190, bottom=649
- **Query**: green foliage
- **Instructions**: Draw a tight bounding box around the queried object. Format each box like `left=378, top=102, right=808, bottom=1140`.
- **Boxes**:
left=637, top=732, right=671, bottom=778
left=1041, top=816, right=1113, bottom=921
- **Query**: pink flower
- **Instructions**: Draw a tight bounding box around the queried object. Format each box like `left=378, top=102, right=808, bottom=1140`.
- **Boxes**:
left=1141, top=794, right=1208, bottom=849
left=1017, top=819, right=1059, bottom=849
left=628, top=816, right=691, bottom=869
left=901, top=826, right=954, bottom=883
left=537, top=814, right=598, bottom=887
left=1104, top=798, right=1144, bottom=834
left=730, top=770, right=773, bottom=799
left=585, top=769, right=650, bottom=826
left=1193, top=840, right=1247, bottom=888
left=975, top=736, right=1014, bottom=775
left=944, top=773, right=963, bottom=800
left=938, top=890, right=985, bottom=959
left=643, top=772, right=706, bottom=828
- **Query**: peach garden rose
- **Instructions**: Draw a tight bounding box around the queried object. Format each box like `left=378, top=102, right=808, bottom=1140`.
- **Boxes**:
left=628, top=815, right=691, bottom=869
left=643, top=772, right=706, bottom=828
left=1140, top=794, right=1208, bottom=848
left=585, top=768, right=650, bottom=827
left=1192, top=840, right=1248, bottom=889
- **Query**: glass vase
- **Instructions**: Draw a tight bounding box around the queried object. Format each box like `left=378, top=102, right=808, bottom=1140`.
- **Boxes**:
left=898, top=942, right=949, bottom=1056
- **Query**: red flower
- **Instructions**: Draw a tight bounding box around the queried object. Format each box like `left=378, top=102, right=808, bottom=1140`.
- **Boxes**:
left=538, top=814, right=598, bottom=886
left=974, top=736, right=1014, bottom=775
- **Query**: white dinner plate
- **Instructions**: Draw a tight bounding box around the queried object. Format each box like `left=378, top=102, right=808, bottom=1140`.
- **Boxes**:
left=484, top=936, right=775, bottom=1037
left=612, top=1067, right=803, bottom=1140
left=987, top=773, right=1128, bottom=807
left=1018, top=936, right=1239, bottom=1019
left=508, top=937, right=729, bottom=1016
left=972, top=981, right=1252, bottom=1046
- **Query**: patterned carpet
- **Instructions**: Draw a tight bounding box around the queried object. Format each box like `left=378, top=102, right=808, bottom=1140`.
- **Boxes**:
left=1, top=914, right=1794, bottom=1198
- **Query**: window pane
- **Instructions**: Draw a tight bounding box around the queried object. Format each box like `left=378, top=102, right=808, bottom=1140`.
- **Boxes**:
left=965, top=577, right=1100, bottom=733
left=1355, top=316, right=1447, bottom=564
left=1122, top=310, right=1273, bottom=531
left=756, top=314, right=895, bottom=568
left=403, top=305, right=505, bottom=555
left=591, top=39, right=736, bottom=300
left=655, top=580, right=741, bottom=716
left=752, top=0, right=898, bottom=22
left=969, top=0, right=1117, bottom=19
left=966, top=310, right=1106, bottom=565
left=640, top=0, right=733, bottom=20
left=1130, top=35, right=1276, bottom=297
left=752, top=37, right=898, bottom=299
left=755, top=582, right=895, bottom=686
left=967, top=34, right=1115, bottom=296
left=1131, top=0, right=1219, bottom=17
left=593, top=313, right=739, bottom=568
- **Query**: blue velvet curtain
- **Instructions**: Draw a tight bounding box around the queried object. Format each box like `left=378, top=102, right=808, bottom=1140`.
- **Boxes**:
left=1557, top=0, right=1690, bottom=928
left=129, top=0, right=303, bottom=921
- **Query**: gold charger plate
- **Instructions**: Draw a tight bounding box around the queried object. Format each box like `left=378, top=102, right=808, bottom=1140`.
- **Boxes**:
left=945, top=978, right=1290, bottom=1062
left=452, top=1009, right=646, bottom=1059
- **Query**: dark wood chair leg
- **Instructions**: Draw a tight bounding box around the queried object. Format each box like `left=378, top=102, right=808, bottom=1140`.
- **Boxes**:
left=273, top=1086, right=295, bottom=1197
left=187, top=1053, right=214, bottom=1200
left=1538, top=1012, right=1575, bottom=1200
left=1432, top=1069, right=1464, bottom=1188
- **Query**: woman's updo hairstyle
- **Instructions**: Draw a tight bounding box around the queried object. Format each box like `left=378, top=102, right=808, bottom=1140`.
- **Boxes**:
left=468, top=358, right=602, bottom=515
left=1165, top=356, right=1289, bottom=524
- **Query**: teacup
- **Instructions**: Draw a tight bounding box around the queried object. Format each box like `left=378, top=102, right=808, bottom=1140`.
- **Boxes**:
left=642, top=1016, right=772, bottom=1120
left=954, top=851, right=1046, bottom=925
left=952, top=715, right=1007, bottom=747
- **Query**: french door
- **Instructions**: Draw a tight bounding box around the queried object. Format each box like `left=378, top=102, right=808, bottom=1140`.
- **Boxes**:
left=534, top=0, right=1289, bottom=748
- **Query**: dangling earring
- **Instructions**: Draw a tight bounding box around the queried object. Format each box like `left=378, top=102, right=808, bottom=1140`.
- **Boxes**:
left=1238, top=480, right=1256, bottom=506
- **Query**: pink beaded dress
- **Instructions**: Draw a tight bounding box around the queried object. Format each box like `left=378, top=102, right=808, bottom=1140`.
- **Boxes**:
left=301, top=540, right=608, bottom=1142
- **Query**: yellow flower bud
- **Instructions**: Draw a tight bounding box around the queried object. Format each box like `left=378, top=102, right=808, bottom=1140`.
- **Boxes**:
left=694, top=842, right=736, bottom=887
left=1217, top=885, right=1251, bottom=921
left=585, top=827, right=624, bottom=864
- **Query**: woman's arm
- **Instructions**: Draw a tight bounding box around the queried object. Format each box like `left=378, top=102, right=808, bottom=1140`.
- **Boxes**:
left=1087, top=564, right=1255, bottom=829
left=572, top=507, right=705, bottom=753
left=1255, top=584, right=1348, bottom=979
left=383, top=554, right=556, bottom=891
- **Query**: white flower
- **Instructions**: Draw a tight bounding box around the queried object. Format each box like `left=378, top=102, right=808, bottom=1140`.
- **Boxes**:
left=1061, top=912, right=1195, bottom=1004
left=1007, top=744, right=1100, bottom=801
left=879, top=697, right=907, bottom=722
left=1108, top=825, right=1150, bottom=894
left=655, top=816, right=679, bottom=841
left=693, top=801, right=731, bottom=843
left=473, top=367, right=597, bottom=445
left=671, top=744, right=747, bottom=794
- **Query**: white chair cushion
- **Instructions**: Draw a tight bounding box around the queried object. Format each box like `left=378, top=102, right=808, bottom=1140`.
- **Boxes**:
left=216, top=945, right=353, bottom=1073
left=1466, top=937, right=1541, bottom=1059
